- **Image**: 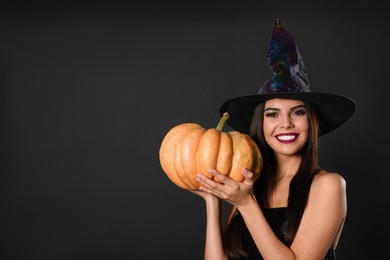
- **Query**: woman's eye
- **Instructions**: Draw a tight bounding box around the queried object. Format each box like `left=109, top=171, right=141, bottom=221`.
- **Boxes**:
left=293, top=110, right=307, bottom=116
left=265, top=112, right=278, bottom=117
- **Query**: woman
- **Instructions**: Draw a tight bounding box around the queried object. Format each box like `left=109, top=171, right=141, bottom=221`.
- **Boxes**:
left=193, top=19, right=356, bottom=260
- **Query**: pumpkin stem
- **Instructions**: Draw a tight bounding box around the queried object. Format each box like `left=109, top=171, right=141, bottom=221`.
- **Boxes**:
left=216, top=112, right=229, bottom=131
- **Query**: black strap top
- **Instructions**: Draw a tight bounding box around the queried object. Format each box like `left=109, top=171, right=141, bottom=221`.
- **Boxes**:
left=231, top=207, right=336, bottom=260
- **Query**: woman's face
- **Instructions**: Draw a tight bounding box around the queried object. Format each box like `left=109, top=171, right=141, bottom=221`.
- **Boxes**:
left=263, top=98, right=309, bottom=156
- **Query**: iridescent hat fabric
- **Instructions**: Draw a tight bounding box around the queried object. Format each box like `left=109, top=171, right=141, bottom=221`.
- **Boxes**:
left=219, top=18, right=356, bottom=136
left=259, top=18, right=310, bottom=94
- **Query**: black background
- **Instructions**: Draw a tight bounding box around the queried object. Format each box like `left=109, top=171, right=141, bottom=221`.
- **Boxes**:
left=1, top=1, right=388, bottom=259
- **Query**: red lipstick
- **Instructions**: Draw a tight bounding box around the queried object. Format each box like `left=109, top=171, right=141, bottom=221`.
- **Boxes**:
left=275, top=133, right=299, bottom=144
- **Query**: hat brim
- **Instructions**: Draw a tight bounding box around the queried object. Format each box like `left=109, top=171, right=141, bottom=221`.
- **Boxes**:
left=219, top=92, right=356, bottom=136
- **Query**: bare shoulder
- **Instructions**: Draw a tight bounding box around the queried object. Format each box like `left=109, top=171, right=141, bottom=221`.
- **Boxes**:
left=309, top=170, right=347, bottom=207
left=312, top=169, right=346, bottom=192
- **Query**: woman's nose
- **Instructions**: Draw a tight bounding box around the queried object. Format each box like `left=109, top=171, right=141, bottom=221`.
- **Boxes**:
left=280, top=115, right=293, bottom=129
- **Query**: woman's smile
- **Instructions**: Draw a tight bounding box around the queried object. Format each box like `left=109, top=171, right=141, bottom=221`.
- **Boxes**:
left=275, top=133, right=300, bottom=143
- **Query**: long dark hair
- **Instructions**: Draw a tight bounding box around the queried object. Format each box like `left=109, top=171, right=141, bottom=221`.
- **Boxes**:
left=222, top=100, right=320, bottom=258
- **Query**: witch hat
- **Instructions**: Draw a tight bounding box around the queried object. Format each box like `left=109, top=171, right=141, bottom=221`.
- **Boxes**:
left=219, top=18, right=356, bottom=136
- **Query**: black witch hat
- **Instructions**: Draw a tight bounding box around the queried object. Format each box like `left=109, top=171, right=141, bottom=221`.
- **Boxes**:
left=220, top=18, right=356, bottom=136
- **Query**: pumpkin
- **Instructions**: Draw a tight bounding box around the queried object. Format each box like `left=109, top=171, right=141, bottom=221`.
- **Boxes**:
left=159, top=113, right=263, bottom=190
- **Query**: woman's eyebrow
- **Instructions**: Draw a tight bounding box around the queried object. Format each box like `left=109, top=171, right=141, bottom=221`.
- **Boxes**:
left=264, top=107, right=280, bottom=111
left=291, top=105, right=306, bottom=110
left=264, top=105, right=306, bottom=111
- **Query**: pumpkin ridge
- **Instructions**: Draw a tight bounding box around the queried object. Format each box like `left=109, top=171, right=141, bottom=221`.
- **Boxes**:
left=215, top=132, right=233, bottom=183
left=228, top=131, right=253, bottom=182
left=174, top=133, right=199, bottom=190
left=247, top=136, right=263, bottom=180
left=197, top=129, right=221, bottom=180
left=181, top=128, right=206, bottom=189
left=159, top=123, right=200, bottom=189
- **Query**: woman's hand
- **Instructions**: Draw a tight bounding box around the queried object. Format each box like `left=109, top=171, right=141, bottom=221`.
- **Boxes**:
left=196, top=168, right=256, bottom=207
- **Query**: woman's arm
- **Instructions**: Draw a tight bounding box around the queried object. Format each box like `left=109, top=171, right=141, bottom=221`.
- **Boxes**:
left=237, top=197, right=298, bottom=259
left=191, top=190, right=228, bottom=260
left=289, top=171, right=347, bottom=259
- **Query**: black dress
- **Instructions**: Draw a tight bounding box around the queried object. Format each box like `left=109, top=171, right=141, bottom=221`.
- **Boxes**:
left=230, top=207, right=336, bottom=260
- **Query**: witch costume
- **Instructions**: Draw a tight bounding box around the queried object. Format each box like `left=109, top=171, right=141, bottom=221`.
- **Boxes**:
left=220, top=18, right=356, bottom=260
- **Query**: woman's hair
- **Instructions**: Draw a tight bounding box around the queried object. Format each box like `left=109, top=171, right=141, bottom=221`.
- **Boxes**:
left=222, top=100, right=320, bottom=258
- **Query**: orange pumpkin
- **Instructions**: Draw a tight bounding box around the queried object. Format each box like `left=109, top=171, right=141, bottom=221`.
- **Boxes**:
left=159, top=113, right=263, bottom=190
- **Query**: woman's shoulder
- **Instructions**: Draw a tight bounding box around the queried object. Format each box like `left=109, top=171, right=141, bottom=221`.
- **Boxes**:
left=313, top=169, right=346, bottom=186
left=305, top=169, right=347, bottom=223
left=311, top=169, right=346, bottom=198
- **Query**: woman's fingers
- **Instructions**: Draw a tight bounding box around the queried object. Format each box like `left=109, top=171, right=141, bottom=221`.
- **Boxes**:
left=196, top=172, right=227, bottom=199
left=208, top=169, right=234, bottom=185
left=197, top=168, right=256, bottom=206
left=196, top=169, right=238, bottom=198
left=206, top=168, right=255, bottom=188
left=196, top=172, right=221, bottom=191
left=241, top=168, right=255, bottom=185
